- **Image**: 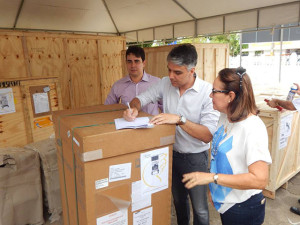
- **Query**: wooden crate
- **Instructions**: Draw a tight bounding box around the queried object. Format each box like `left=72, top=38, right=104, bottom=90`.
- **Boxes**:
left=122, top=43, right=229, bottom=83
left=0, top=77, right=63, bottom=147
left=0, top=30, right=126, bottom=109
left=258, top=102, right=300, bottom=199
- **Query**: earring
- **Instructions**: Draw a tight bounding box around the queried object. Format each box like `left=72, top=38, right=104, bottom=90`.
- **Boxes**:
left=228, top=100, right=231, bottom=103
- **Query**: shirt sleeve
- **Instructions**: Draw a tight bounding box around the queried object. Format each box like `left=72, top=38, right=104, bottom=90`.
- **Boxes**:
left=245, top=118, right=272, bottom=166
left=199, top=89, right=220, bottom=135
left=104, top=84, right=119, bottom=105
left=137, top=79, right=163, bottom=107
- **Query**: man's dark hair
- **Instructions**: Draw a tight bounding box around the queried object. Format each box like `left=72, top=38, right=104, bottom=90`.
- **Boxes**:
left=167, top=44, right=197, bottom=71
left=126, top=46, right=145, bottom=61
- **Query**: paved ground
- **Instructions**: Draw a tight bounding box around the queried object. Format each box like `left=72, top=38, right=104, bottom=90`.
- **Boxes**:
left=46, top=172, right=300, bottom=225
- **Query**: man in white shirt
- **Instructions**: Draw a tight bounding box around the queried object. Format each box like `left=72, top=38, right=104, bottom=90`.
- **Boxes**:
left=124, top=44, right=219, bottom=225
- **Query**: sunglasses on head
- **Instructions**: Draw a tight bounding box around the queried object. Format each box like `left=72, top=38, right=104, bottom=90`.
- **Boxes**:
left=236, top=67, right=246, bottom=91
left=211, top=88, right=230, bottom=94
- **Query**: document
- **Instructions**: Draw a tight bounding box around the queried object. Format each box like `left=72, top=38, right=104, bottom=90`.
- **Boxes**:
left=133, top=207, right=152, bottom=225
left=140, top=147, right=169, bottom=195
left=114, top=117, right=153, bottom=130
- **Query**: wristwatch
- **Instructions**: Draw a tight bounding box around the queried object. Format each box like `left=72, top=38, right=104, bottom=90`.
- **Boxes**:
left=213, top=173, right=219, bottom=184
left=177, top=114, right=186, bottom=125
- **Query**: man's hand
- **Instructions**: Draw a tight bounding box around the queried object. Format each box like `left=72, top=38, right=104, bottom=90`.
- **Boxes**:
left=123, top=107, right=138, bottom=121
left=266, top=99, right=278, bottom=108
left=149, top=113, right=180, bottom=125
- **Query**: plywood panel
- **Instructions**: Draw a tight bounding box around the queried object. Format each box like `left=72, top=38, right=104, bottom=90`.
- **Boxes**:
left=0, top=35, right=27, bottom=78
left=26, top=36, right=70, bottom=109
left=66, top=39, right=101, bottom=108
left=258, top=104, right=300, bottom=199
left=98, top=38, right=125, bottom=103
left=203, top=47, right=216, bottom=84
left=0, top=77, right=62, bottom=147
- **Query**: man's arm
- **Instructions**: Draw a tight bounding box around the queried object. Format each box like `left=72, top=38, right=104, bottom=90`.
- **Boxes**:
left=267, top=98, right=296, bottom=110
left=104, top=84, right=119, bottom=105
left=150, top=114, right=213, bottom=143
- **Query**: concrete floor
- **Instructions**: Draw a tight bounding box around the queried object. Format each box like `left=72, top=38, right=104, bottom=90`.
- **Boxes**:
left=45, top=172, right=300, bottom=225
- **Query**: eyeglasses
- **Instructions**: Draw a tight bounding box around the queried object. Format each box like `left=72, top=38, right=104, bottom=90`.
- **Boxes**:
left=236, top=67, right=246, bottom=91
left=211, top=88, right=229, bottom=94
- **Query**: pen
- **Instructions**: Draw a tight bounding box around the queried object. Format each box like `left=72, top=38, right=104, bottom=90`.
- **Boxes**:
left=127, top=102, right=132, bottom=112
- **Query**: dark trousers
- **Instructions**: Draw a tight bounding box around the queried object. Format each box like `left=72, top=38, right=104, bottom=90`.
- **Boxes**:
left=172, top=151, right=209, bottom=225
left=220, top=192, right=266, bottom=225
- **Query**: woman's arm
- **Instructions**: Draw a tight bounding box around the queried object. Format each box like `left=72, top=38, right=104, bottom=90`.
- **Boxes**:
left=182, top=160, right=269, bottom=190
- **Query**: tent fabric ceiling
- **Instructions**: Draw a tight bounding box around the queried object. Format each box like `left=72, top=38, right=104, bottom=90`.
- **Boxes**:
left=0, top=0, right=299, bottom=42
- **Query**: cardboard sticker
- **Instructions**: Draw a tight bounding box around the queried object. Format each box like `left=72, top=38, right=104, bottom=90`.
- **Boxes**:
left=33, top=116, right=53, bottom=128
left=95, top=178, right=109, bottom=190
left=133, top=207, right=152, bottom=225
left=140, top=147, right=169, bottom=195
left=73, top=137, right=80, bottom=146
left=109, top=163, right=132, bottom=182
left=0, top=88, right=15, bottom=115
left=131, top=180, right=151, bottom=212
left=96, top=209, right=128, bottom=225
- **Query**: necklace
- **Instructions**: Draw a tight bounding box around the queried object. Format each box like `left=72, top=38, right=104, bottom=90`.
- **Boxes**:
left=211, top=120, right=235, bottom=159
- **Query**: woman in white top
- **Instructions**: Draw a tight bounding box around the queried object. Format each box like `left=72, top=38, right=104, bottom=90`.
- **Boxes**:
left=182, top=67, right=272, bottom=225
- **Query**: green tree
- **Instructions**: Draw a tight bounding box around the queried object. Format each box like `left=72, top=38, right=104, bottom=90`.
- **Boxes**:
left=208, top=34, right=240, bottom=56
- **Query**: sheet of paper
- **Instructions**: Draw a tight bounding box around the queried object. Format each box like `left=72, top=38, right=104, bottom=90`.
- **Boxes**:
left=279, top=114, right=293, bottom=150
left=114, top=117, right=153, bottom=130
left=109, top=163, right=132, bottom=182
left=0, top=88, right=15, bottom=115
left=33, top=92, right=50, bottom=114
left=131, top=180, right=151, bottom=212
left=97, top=209, right=128, bottom=225
left=140, top=147, right=169, bottom=195
left=133, top=207, right=152, bottom=225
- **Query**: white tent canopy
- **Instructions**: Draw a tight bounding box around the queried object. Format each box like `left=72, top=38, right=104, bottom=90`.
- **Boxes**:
left=0, top=0, right=299, bottom=42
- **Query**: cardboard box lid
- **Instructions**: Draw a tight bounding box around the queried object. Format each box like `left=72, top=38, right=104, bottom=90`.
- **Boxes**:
left=53, top=104, right=176, bottom=161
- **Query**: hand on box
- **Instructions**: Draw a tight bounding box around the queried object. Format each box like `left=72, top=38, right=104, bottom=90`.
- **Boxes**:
left=149, top=113, right=179, bottom=125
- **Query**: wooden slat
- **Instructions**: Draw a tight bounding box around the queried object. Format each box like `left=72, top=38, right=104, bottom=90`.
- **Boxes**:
left=98, top=38, right=125, bottom=103
left=65, top=38, right=101, bottom=108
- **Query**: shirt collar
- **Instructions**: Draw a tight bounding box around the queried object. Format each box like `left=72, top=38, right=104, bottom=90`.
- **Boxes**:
left=189, top=73, right=202, bottom=93
left=125, top=71, right=149, bottom=83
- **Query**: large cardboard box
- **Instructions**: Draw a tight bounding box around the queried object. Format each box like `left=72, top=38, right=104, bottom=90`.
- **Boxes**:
left=0, top=147, right=44, bottom=225
left=52, top=104, right=176, bottom=225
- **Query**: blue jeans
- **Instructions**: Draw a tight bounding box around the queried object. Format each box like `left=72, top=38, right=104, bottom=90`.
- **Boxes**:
left=220, top=192, right=266, bottom=225
left=172, top=151, right=209, bottom=225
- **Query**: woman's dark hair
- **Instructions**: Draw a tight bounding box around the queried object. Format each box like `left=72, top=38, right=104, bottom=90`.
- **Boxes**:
left=218, top=67, right=258, bottom=122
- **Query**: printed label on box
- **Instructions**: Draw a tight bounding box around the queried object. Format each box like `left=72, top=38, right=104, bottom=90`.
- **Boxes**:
left=109, top=163, right=132, bottom=182
left=131, top=180, right=151, bottom=212
left=95, top=178, right=109, bottom=189
left=133, top=207, right=152, bottom=225
left=140, top=147, right=169, bottom=195
left=97, top=209, right=128, bottom=225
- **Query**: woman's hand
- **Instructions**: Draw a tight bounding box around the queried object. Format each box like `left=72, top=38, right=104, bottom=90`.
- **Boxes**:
left=182, top=172, right=214, bottom=189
